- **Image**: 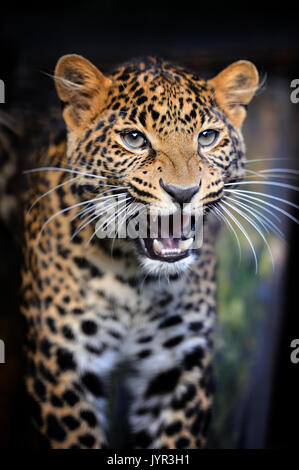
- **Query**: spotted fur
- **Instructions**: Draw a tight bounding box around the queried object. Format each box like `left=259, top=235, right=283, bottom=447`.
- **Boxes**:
left=19, top=55, right=258, bottom=448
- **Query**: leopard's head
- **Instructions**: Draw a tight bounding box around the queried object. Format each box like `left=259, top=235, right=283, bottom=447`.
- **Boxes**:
left=55, top=55, right=258, bottom=275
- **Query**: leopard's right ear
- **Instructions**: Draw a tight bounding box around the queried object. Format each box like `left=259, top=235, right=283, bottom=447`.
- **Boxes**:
left=54, top=54, right=112, bottom=132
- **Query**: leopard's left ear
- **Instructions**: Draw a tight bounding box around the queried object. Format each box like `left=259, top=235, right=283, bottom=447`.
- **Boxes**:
left=54, top=54, right=112, bottom=132
left=208, top=60, right=259, bottom=128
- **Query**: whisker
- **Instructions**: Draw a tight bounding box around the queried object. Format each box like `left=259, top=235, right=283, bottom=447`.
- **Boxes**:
left=110, top=203, right=148, bottom=257
left=106, top=200, right=132, bottom=235
left=246, top=157, right=297, bottom=164
left=223, top=195, right=284, bottom=240
left=44, top=71, right=82, bottom=90
left=68, top=198, right=126, bottom=243
left=220, top=204, right=258, bottom=273
left=244, top=169, right=268, bottom=179
left=28, top=165, right=129, bottom=218
left=107, top=200, right=134, bottom=244
left=114, top=200, right=138, bottom=234
left=222, top=199, right=274, bottom=270
left=212, top=205, right=242, bottom=262
left=243, top=172, right=299, bottom=181
left=71, top=193, right=128, bottom=222
left=244, top=167, right=299, bottom=182
left=117, top=201, right=147, bottom=241
left=109, top=207, right=132, bottom=256
left=100, top=186, right=130, bottom=196
left=259, top=168, right=299, bottom=176
left=28, top=176, right=79, bottom=213
left=87, top=197, right=131, bottom=245
left=37, top=197, right=105, bottom=243
left=99, top=201, right=133, bottom=253
left=224, top=189, right=299, bottom=214
left=24, top=166, right=107, bottom=180
left=79, top=195, right=127, bottom=222
left=226, top=192, right=281, bottom=222
left=224, top=180, right=299, bottom=192
left=224, top=189, right=299, bottom=222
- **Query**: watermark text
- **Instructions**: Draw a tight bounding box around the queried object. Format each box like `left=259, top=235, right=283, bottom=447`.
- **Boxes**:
left=0, top=79, right=4, bottom=104
left=290, top=79, right=299, bottom=104
left=0, top=339, right=5, bottom=364
left=290, top=339, right=299, bottom=364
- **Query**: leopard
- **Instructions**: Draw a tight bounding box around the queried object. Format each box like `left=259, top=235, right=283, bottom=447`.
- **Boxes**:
left=19, top=54, right=259, bottom=449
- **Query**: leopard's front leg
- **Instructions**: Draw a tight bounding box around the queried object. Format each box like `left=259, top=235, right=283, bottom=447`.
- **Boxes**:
left=129, top=344, right=214, bottom=449
left=154, top=350, right=214, bottom=449
left=21, top=240, right=121, bottom=448
left=24, top=340, right=111, bottom=449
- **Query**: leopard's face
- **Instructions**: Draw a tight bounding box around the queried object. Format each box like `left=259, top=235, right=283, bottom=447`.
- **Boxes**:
left=55, top=55, right=258, bottom=275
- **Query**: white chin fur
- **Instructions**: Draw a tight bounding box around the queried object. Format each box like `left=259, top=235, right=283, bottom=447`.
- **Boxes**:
left=139, top=253, right=195, bottom=276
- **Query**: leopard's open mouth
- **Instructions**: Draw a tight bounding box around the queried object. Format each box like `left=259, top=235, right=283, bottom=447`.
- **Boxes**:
left=131, top=212, right=201, bottom=262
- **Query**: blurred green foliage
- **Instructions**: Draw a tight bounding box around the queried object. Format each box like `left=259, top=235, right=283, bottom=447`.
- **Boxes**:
left=207, top=226, right=274, bottom=448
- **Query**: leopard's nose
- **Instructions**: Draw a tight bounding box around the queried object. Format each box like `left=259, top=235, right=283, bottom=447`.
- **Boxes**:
left=159, top=178, right=200, bottom=204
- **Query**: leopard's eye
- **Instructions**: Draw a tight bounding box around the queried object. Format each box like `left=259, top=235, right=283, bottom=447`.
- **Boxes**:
left=198, top=129, right=219, bottom=147
left=121, top=131, right=147, bottom=149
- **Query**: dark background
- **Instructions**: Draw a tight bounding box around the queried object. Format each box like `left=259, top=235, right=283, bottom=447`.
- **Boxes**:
left=2, top=3, right=299, bottom=108
left=0, top=1, right=299, bottom=449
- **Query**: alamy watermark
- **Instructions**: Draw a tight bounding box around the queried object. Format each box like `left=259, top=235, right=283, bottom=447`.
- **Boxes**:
left=290, top=339, right=299, bottom=364
left=0, top=339, right=5, bottom=364
left=93, top=198, right=204, bottom=249
left=0, top=79, right=4, bottom=103
left=290, top=79, right=299, bottom=104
